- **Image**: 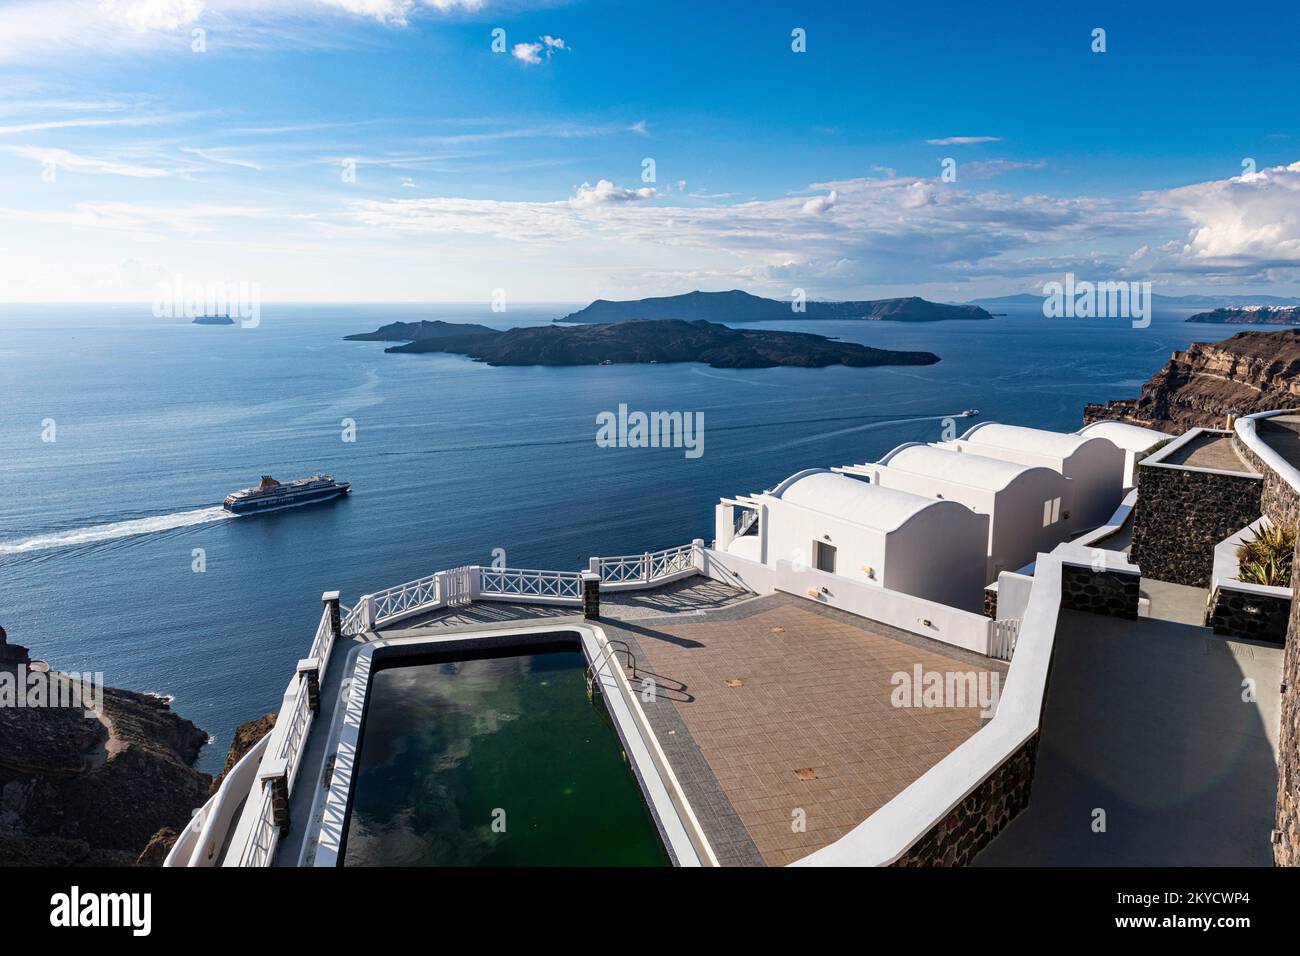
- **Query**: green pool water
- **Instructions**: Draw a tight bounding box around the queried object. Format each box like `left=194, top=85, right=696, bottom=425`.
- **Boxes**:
left=341, top=643, right=671, bottom=866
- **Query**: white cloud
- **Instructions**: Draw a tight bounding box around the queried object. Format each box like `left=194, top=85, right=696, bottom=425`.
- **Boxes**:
left=2, top=145, right=170, bottom=177
left=179, top=145, right=262, bottom=170
left=512, top=41, right=543, bottom=64
left=1148, top=161, right=1300, bottom=272
left=926, top=136, right=1001, bottom=146
left=569, top=179, right=656, bottom=208
left=513, top=34, right=568, bottom=65
left=98, top=0, right=204, bottom=31
left=800, top=189, right=836, bottom=216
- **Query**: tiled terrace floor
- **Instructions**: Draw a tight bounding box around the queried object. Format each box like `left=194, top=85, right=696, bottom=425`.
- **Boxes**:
left=1160, top=431, right=1255, bottom=472
left=599, top=594, right=1007, bottom=867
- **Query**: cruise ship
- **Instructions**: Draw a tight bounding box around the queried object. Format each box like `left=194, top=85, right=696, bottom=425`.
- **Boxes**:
left=223, top=475, right=350, bottom=514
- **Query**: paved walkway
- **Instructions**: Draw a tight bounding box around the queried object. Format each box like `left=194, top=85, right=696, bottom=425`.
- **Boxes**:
left=975, top=609, right=1281, bottom=866
left=599, top=594, right=1006, bottom=867
left=1160, top=431, right=1255, bottom=473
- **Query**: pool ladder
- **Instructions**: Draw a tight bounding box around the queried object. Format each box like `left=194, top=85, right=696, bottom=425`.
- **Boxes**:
left=586, top=639, right=636, bottom=699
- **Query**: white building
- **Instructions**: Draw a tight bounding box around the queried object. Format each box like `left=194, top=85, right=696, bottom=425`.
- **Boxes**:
left=715, top=468, right=989, bottom=610
left=837, top=442, right=1071, bottom=582
left=1075, top=420, right=1172, bottom=489
left=939, top=423, right=1125, bottom=531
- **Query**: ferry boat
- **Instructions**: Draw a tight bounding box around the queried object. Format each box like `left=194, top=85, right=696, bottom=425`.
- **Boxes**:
left=223, top=475, right=350, bottom=514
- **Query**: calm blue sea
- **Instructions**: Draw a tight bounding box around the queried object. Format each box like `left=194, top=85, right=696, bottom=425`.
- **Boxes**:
left=0, top=301, right=1279, bottom=770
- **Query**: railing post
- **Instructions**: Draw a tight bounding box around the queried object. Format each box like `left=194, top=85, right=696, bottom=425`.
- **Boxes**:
left=692, top=538, right=705, bottom=571
left=360, top=594, right=375, bottom=631
left=588, top=556, right=601, bottom=576
left=643, top=552, right=652, bottom=582
left=581, top=571, right=601, bottom=619
left=260, top=758, right=291, bottom=834
left=322, top=590, right=340, bottom=637
left=297, top=658, right=321, bottom=717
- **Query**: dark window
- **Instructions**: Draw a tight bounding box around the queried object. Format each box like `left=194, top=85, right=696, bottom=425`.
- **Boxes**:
left=814, top=540, right=837, bottom=574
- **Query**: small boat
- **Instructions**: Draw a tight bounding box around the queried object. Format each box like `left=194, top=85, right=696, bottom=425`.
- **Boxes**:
left=223, top=475, right=350, bottom=514
left=960, top=408, right=980, bottom=417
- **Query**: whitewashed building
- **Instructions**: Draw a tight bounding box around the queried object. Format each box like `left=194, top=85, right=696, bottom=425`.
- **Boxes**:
left=1076, top=420, right=1172, bottom=489
left=940, top=423, right=1125, bottom=531
left=715, top=468, right=989, bottom=610
left=837, top=442, right=1071, bottom=582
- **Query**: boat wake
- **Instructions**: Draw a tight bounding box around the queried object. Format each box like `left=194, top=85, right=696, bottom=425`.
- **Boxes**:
left=0, top=507, right=232, bottom=556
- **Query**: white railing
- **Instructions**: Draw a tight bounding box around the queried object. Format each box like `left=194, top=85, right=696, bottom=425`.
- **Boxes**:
left=339, top=602, right=365, bottom=636
left=597, top=543, right=698, bottom=587
left=309, top=603, right=335, bottom=669
left=372, top=572, right=441, bottom=626
left=989, top=618, right=1020, bottom=661
left=228, top=597, right=340, bottom=868
left=165, top=732, right=270, bottom=867
left=239, top=785, right=278, bottom=868
left=479, top=566, right=582, bottom=601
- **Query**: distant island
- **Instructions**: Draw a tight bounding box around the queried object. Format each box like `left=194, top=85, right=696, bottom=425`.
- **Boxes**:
left=346, top=318, right=940, bottom=369
left=557, top=290, right=992, bottom=324
left=1185, top=306, right=1300, bottom=325
left=192, top=315, right=235, bottom=325
left=969, top=292, right=1300, bottom=309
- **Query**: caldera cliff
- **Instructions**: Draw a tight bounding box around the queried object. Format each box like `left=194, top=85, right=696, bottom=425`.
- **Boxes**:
left=1083, top=328, right=1300, bottom=432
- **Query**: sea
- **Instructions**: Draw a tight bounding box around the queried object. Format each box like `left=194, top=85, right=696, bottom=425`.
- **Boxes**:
left=0, top=301, right=1284, bottom=771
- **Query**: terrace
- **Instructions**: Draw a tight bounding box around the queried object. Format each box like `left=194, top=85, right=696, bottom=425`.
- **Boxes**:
left=166, top=412, right=1298, bottom=869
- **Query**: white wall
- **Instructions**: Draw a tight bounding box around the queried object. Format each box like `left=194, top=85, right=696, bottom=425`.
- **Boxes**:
left=772, top=561, right=994, bottom=655
left=763, top=497, right=888, bottom=587
left=990, top=470, right=1073, bottom=580
left=880, top=502, right=989, bottom=610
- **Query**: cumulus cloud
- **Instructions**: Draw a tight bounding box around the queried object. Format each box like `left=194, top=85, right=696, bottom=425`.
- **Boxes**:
left=513, top=34, right=568, bottom=65
left=512, top=41, right=543, bottom=64
left=926, top=136, right=1001, bottom=146
left=1150, top=161, right=1300, bottom=271
left=569, top=179, right=656, bottom=208
left=800, top=189, right=837, bottom=215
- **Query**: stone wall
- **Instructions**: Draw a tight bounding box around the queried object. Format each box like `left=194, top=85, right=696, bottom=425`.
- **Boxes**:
left=1129, top=464, right=1262, bottom=587
left=891, top=735, right=1037, bottom=867
left=1278, top=569, right=1300, bottom=866
left=982, top=588, right=997, bottom=620
left=1234, top=433, right=1300, bottom=531
left=1206, top=586, right=1290, bottom=644
left=1060, top=565, right=1140, bottom=618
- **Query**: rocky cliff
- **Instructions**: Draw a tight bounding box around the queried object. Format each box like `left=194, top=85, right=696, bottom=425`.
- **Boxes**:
left=0, top=625, right=212, bottom=866
left=1083, top=329, right=1300, bottom=432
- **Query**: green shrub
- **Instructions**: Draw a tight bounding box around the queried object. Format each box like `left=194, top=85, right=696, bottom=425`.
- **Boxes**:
left=1236, top=523, right=1297, bottom=587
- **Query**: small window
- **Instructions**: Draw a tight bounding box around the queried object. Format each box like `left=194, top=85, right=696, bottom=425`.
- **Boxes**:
left=1043, top=497, right=1063, bottom=527
left=814, top=540, right=837, bottom=574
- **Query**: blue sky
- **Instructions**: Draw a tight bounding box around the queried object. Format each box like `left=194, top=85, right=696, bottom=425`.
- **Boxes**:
left=1, top=0, right=1299, bottom=302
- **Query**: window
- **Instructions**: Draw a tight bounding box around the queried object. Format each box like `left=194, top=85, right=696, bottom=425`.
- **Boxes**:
left=814, top=540, right=837, bottom=573
left=1042, top=496, right=1063, bottom=527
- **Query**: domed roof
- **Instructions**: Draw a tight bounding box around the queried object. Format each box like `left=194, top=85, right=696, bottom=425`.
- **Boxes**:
left=772, top=470, right=952, bottom=532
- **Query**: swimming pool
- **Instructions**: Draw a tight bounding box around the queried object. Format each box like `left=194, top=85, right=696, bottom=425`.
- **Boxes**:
left=314, top=627, right=713, bottom=866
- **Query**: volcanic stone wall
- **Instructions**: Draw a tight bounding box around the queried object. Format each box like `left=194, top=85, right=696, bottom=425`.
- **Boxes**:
left=1206, top=587, right=1290, bottom=644
left=891, top=736, right=1037, bottom=867
left=1129, top=464, right=1262, bottom=587
left=1278, top=587, right=1300, bottom=866
left=1061, top=565, right=1139, bottom=618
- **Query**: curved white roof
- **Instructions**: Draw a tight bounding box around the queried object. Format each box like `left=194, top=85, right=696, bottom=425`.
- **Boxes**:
left=878, top=442, right=1047, bottom=492
left=772, top=470, right=947, bottom=532
left=959, top=422, right=1093, bottom=458
left=1076, top=420, right=1171, bottom=451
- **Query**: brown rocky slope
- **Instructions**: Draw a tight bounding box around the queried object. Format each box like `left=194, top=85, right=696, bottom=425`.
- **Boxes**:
left=1083, top=329, right=1300, bottom=432
left=0, top=625, right=212, bottom=866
